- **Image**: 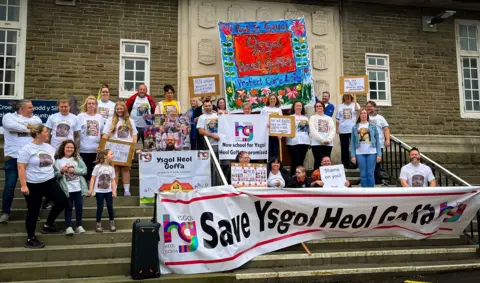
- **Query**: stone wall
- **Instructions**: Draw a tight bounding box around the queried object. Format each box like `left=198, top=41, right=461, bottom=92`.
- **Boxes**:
left=25, top=0, right=178, bottom=102
left=342, top=2, right=480, bottom=135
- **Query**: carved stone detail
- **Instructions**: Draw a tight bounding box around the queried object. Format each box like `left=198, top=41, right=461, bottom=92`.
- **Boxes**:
left=312, top=45, right=328, bottom=70
left=285, top=9, right=304, bottom=20
left=314, top=79, right=329, bottom=95
left=312, top=10, right=328, bottom=36
left=228, top=5, right=244, bottom=22
left=198, top=3, right=216, bottom=29
left=256, top=6, right=272, bottom=21
left=198, top=39, right=215, bottom=65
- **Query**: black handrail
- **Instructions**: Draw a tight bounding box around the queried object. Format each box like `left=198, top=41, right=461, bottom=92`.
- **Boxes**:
left=382, top=135, right=479, bottom=252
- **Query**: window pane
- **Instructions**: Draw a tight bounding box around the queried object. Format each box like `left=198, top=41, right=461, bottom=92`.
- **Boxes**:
left=0, top=45, right=4, bottom=56
left=466, top=101, right=473, bottom=111
left=369, top=81, right=376, bottom=90
left=377, top=71, right=386, bottom=81
left=377, top=58, right=385, bottom=66
left=124, top=82, right=134, bottom=92
left=460, top=38, right=469, bottom=51
left=4, top=83, right=13, bottom=96
left=0, top=30, right=4, bottom=42
left=472, top=68, right=478, bottom=78
left=125, top=60, right=134, bottom=70
left=135, top=60, right=145, bottom=70
left=6, top=30, right=15, bottom=43
left=7, top=6, right=19, bottom=21
left=474, top=101, right=480, bottom=111
left=465, top=90, right=472, bottom=100
left=135, top=71, right=144, bottom=81
left=0, top=0, right=7, bottom=4
left=472, top=58, right=477, bottom=68
left=464, top=69, right=471, bottom=78
left=8, top=0, right=19, bottom=5
left=378, top=91, right=386, bottom=100
left=124, top=71, right=134, bottom=81
left=473, top=90, right=479, bottom=100
left=368, top=57, right=375, bottom=65
left=463, top=58, right=470, bottom=68
left=473, top=79, right=479, bottom=90
left=0, top=6, right=5, bottom=21
left=469, top=39, right=478, bottom=51
left=0, top=70, right=3, bottom=82
left=5, top=70, right=13, bottom=82
left=5, top=57, right=14, bottom=69
left=465, top=79, right=471, bottom=89
left=125, top=44, right=135, bottom=53
left=460, top=25, right=468, bottom=37
left=135, top=82, right=143, bottom=90
left=6, top=44, right=15, bottom=55
left=136, top=45, right=146, bottom=54
left=0, top=57, right=4, bottom=68
left=368, top=71, right=376, bottom=80
left=378, top=82, right=386, bottom=91
left=370, top=91, right=377, bottom=100
left=468, top=25, right=477, bottom=38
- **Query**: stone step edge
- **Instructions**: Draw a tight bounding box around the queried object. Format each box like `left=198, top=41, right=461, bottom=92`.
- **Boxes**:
left=0, top=245, right=477, bottom=269
left=0, top=242, right=131, bottom=253
left=9, top=206, right=152, bottom=212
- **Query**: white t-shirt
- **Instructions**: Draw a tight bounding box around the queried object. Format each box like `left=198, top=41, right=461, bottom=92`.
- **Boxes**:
left=97, top=100, right=116, bottom=120
left=260, top=106, right=282, bottom=116
left=18, top=143, right=56, bottom=184
left=55, top=157, right=81, bottom=193
left=287, top=115, right=310, bottom=146
left=356, top=123, right=377, bottom=155
left=336, top=103, right=360, bottom=134
left=2, top=112, right=42, bottom=158
left=78, top=113, right=104, bottom=153
left=399, top=163, right=435, bottom=187
left=369, top=114, right=389, bottom=149
left=46, top=113, right=81, bottom=149
left=309, top=114, right=335, bottom=147
left=92, top=164, right=115, bottom=193
left=197, top=113, right=219, bottom=146
left=130, top=96, right=151, bottom=128
left=268, top=171, right=285, bottom=188
left=103, top=117, right=138, bottom=142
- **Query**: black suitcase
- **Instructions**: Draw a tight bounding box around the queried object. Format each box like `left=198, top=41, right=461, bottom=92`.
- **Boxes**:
left=131, top=195, right=161, bottom=279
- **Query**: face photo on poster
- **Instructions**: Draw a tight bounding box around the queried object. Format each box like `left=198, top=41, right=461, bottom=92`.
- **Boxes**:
left=143, top=114, right=192, bottom=151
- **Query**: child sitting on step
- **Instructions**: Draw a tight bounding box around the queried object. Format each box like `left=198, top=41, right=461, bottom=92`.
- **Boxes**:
left=88, top=149, right=117, bottom=233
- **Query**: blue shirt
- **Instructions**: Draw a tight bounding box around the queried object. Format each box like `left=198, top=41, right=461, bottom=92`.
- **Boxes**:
left=315, top=96, right=335, bottom=117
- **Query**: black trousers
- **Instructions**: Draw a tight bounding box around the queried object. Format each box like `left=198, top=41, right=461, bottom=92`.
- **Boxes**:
left=339, top=133, right=352, bottom=169
left=80, top=152, right=97, bottom=182
left=136, top=127, right=145, bottom=148
left=268, top=136, right=279, bottom=161
left=25, top=178, right=68, bottom=238
left=287, top=144, right=310, bottom=176
left=311, top=145, right=333, bottom=171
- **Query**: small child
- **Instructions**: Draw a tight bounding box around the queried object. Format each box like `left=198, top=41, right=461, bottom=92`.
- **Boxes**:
left=88, top=149, right=117, bottom=233
left=287, top=166, right=311, bottom=188
left=54, top=139, right=88, bottom=235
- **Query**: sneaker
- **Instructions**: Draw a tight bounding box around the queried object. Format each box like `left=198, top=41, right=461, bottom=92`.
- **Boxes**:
left=41, top=202, right=52, bottom=210
left=75, top=226, right=86, bottom=234
left=95, top=222, right=103, bottom=233
left=25, top=237, right=45, bottom=249
left=109, top=220, right=116, bottom=232
left=0, top=213, right=9, bottom=223
left=124, top=190, right=131, bottom=197
left=41, top=224, right=63, bottom=234
left=65, top=227, right=74, bottom=236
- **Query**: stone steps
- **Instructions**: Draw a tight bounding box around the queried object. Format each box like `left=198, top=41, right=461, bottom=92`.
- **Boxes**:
left=8, top=206, right=153, bottom=220
left=11, top=196, right=141, bottom=208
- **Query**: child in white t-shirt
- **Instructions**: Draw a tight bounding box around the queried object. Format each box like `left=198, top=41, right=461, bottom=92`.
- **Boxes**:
left=88, top=149, right=116, bottom=233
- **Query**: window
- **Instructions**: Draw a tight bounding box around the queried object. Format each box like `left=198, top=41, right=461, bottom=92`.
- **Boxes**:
left=456, top=20, right=480, bottom=118
left=365, top=54, right=391, bottom=106
left=119, top=39, right=150, bottom=98
left=0, top=0, right=27, bottom=100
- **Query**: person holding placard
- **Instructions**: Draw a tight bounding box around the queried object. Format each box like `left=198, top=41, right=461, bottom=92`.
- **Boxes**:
left=216, top=98, right=228, bottom=115
left=97, top=85, right=116, bottom=121
left=78, top=96, right=104, bottom=182
left=309, top=101, right=335, bottom=171
left=350, top=109, right=382, bottom=188
left=286, top=101, right=310, bottom=176
left=310, top=156, right=350, bottom=188
left=336, top=94, right=360, bottom=169
left=267, top=158, right=289, bottom=188
left=155, top=84, right=182, bottom=116
left=102, top=101, right=138, bottom=197
left=125, top=84, right=156, bottom=148
left=261, top=94, right=283, bottom=160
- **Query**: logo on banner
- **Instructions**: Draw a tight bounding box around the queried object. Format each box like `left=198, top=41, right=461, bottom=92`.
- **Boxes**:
left=163, top=214, right=198, bottom=253
left=235, top=122, right=254, bottom=142
left=439, top=202, right=467, bottom=222
left=140, top=153, right=152, bottom=163
left=159, top=180, right=194, bottom=192
left=197, top=151, right=210, bottom=160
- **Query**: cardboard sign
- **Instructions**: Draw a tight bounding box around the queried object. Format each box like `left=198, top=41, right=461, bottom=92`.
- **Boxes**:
left=320, top=164, right=347, bottom=188
left=99, top=138, right=135, bottom=167
left=188, top=74, right=221, bottom=97
left=340, top=75, right=369, bottom=95
left=268, top=115, right=295, bottom=137
left=231, top=163, right=267, bottom=188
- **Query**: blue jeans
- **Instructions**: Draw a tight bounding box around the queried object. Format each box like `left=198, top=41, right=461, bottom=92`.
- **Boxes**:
left=2, top=158, right=18, bottom=215
left=95, top=192, right=114, bottom=222
left=356, top=154, right=376, bottom=188
left=65, top=191, right=83, bottom=228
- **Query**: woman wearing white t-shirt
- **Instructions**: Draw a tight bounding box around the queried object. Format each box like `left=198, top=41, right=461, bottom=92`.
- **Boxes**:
left=102, top=101, right=138, bottom=197
left=309, top=101, right=335, bottom=171
left=336, top=94, right=360, bottom=169
left=78, top=96, right=104, bottom=182
left=261, top=94, right=283, bottom=160
left=97, top=85, right=116, bottom=121
left=267, top=158, right=289, bottom=188
left=286, top=101, right=310, bottom=176
left=18, top=124, right=68, bottom=249
left=350, top=109, right=382, bottom=188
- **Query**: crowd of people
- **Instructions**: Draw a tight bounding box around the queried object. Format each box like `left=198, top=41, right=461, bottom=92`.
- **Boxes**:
left=0, top=85, right=436, bottom=250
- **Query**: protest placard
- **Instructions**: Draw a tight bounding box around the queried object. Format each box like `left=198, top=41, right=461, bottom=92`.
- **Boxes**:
left=268, top=115, right=295, bottom=137
left=320, top=164, right=347, bottom=188
left=142, top=114, right=191, bottom=151
left=188, top=74, right=220, bottom=97
left=99, top=138, right=135, bottom=167
left=231, top=163, right=267, bottom=188
left=340, top=75, right=369, bottom=95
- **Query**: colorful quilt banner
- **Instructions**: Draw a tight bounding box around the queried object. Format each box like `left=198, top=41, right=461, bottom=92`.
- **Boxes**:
left=219, top=18, right=314, bottom=113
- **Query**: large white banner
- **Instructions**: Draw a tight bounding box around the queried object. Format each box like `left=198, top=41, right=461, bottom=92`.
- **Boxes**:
left=138, top=151, right=211, bottom=206
left=157, top=185, right=480, bottom=274
left=218, top=114, right=268, bottom=160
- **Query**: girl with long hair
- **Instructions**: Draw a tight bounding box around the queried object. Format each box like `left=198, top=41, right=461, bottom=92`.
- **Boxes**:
left=286, top=101, right=310, bottom=176
left=261, top=94, right=283, bottom=160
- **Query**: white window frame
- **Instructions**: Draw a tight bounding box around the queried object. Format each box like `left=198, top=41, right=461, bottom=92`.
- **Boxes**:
left=365, top=53, right=391, bottom=106
left=0, top=0, right=27, bottom=100
left=118, top=39, right=150, bottom=99
left=455, top=19, right=480, bottom=119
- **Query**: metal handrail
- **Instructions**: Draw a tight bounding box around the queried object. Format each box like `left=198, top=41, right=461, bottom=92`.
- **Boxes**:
left=203, top=136, right=228, bottom=186
left=390, top=135, right=471, bottom=186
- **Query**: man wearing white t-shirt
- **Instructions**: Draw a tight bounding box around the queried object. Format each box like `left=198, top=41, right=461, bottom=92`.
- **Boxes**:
left=197, top=100, right=219, bottom=151
left=125, top=84, right=156, bottom=148
left=1, top=100, right=42, bottom=223
left=46, top=99, right=81, bottom=149
left=400, top=147, right=437, bottom=187
left=367, top=101, right=390, bottom=185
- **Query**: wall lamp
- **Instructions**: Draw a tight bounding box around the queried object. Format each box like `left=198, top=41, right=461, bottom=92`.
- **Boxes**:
left=422, top=10, right=456, bottom=32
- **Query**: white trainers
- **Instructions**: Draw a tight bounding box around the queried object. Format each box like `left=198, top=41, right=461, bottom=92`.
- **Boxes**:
left=75, top=226, right=86, bottom=234
left=0, top=213, right=9, bottom=223
left=65, top=227, right=75, bottom=236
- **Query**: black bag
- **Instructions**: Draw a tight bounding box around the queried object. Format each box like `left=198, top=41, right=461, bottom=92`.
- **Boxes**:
left=131, top=194, right=161, bottom=280
left=375, top=163, right=391, bottom=185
